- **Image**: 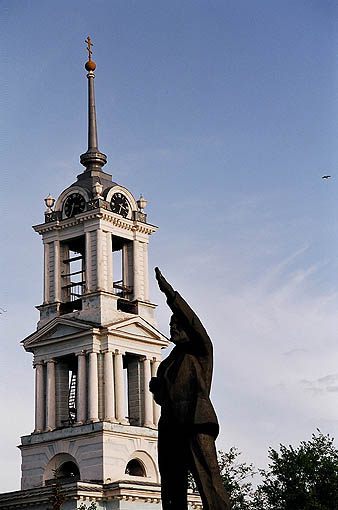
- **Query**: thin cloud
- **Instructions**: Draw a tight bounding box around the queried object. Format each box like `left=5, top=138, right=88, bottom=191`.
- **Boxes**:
left=300, top=373, right=338, bottom=395
left=283, top=348, right=308, bottom=357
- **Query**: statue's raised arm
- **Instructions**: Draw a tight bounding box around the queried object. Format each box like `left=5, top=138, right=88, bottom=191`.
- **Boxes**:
left=155, top=267, right=175, bottom=301
left=155, top=267, right=210, bottom=356
left=152, top=267, right=230, bottom=510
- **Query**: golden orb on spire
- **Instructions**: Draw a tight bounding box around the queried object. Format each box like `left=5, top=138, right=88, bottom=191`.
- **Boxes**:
left=85, top=60, right=96, bottom=71
left=85, top=36, right=96, bottom=71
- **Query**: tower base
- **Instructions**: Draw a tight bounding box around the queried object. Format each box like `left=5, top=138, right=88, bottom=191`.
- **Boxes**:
left=0, top=480, right=202, bottom=509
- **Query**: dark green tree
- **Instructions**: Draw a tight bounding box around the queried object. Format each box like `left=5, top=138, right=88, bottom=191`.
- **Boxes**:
left=253, top=430, right=338, bottom=510
left=218, top=447, right=256, bottom=509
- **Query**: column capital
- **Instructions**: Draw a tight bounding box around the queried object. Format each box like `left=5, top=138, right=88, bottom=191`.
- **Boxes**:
left=33, top=360, right=44, bottom=368
left=114, top=349, right=125, bottom=355
left=76, top=350, right=87, bottom=357
left=46, top=358, right=57, bottom=365
left=88, top=349, right=100, bottom=354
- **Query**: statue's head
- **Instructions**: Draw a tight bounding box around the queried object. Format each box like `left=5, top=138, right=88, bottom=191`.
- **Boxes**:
left=170, top=314, right=189, bottom=345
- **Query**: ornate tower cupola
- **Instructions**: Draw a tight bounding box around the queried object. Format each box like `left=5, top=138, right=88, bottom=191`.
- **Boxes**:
left=36, top=37, right=156, bottom=327
left=17, top=39, right=169, bottom=504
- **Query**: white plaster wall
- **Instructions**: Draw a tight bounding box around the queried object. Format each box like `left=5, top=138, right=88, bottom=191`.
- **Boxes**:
left=20, top=425, right=159, bottom=490
left=21, top=432, right=104, bottom=489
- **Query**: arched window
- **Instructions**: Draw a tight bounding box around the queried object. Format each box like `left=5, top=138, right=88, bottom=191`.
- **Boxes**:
left=43, top=453, right=81, bottom=485
left=56, top=461, right=80, bottom=480
left=125, top=459, right=146, bottom=477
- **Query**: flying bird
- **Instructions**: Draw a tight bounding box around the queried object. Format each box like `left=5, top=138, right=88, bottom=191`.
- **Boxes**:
left=322, top=175, right=332, bottom=179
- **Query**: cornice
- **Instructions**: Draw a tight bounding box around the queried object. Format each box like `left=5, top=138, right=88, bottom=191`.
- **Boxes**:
left=33, top=209, right=157, bottom=236
left=0, top=481, right=202, bottom=508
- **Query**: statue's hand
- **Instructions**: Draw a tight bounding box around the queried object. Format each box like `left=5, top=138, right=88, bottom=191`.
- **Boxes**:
left=155, top=267, right=175, bottom=299
left=149, top=376, right=164, bottom=405
left=149, top=376, right=158, bottom=394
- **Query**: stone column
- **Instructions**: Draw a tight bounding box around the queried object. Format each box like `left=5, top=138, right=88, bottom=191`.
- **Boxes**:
left=85, top=231, right=92, bottom=292
left=151, top=359, right=161, bottom=427
left=143, top=357, right=154, bottom=428
left=34, top=361, right=44, bottom=433
left=43, top=243, right=50, bottom=304
left=46, top=359, right=56, bottom=431
left=76, top=351, right=87, bottom=424
left=114, top=351, right=128, bottom=424
left=88, top=352, right=99, bottom=422
left=133, top=240, right=141, bottom=301
left=54, top=240, right=61, bottom=302
left=104, top=351, right=116, bottom=422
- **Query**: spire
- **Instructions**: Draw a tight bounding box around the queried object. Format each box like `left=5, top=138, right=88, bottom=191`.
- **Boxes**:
left=80, top=37, right=107, bottom=172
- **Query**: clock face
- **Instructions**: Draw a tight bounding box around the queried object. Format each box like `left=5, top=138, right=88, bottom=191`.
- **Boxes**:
left=110, top=192, right=129, bottom=218
left=64, top=193, right=86, bottom=218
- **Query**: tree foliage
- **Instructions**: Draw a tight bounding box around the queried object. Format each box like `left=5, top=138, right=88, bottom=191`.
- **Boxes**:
left=188, top=447, right=256, bottom=509
left=218, top=447, right=256, bottom=509
left=253, top=430, right=338, bottom=510
left=64, top=431, right=338, bottom=510
left=189, top=431, right=338, bottom=509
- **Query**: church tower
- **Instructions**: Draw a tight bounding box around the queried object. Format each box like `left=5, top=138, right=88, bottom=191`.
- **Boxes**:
left=0, top=39, right=182, bottom=509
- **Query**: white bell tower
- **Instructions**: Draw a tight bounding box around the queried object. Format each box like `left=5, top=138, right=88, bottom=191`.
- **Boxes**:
left=15, top=39, right=172, bottom=508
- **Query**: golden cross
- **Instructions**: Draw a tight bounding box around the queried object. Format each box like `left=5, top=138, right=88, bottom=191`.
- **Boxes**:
left=85, top=36, right=94, bottom=60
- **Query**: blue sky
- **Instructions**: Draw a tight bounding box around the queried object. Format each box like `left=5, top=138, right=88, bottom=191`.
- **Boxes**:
left=2, top=0, right=338, bottom=492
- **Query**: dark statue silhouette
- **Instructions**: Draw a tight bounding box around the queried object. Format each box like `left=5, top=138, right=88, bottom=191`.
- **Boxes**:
left=150, top=267, right=230, bottom=510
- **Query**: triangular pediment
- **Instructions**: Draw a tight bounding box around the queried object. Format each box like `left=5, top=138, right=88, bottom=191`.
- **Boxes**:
left=107, top=317, right=169, bottom=346
left=22, top=317, right=98, bottom=349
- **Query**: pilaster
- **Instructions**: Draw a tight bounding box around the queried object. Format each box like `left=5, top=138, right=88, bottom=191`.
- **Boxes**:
left=143, top=241, right=149, bottom=301
left=43, top=243, right=50, bottom=304
left=133, top=240, right=141, bottom=300
left=85, top=231, right=93, bottom=292
left=54, top=240, right=61, bottom=302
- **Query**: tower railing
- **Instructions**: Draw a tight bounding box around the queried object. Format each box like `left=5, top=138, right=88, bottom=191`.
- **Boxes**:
left=61, top=253, right=86, bottom=302
left=113, top=280, right=133, bottom=299
left=61, top=281, right=86, bottom=301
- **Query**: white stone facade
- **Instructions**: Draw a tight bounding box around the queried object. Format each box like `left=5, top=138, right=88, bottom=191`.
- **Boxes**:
left=17, top=177, right=171, bottom=500
left=35, top=186, right=157, bottom=329
left=20, top=423, right=160, bottom=489
left=21, top=315, right=167, bottom=489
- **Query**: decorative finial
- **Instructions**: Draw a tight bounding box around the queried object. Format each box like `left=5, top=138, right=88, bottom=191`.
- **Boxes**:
left=44, top=194, right=55, bottom=213
left=137, top=194, right=147, bottom=212
left=85, top=36, right=96, bottom=72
